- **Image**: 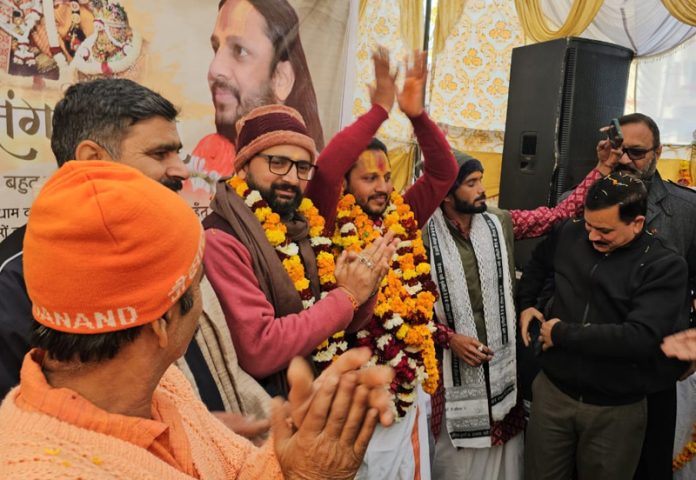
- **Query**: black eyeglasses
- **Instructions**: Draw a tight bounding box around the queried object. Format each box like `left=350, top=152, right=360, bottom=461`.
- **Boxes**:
left=256, top=153, right=316, bottom=181
left=621, top=146, right=657, bottom=161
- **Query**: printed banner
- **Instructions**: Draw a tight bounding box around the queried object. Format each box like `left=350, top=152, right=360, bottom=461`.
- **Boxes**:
left=0, top=0, right=350, bottom=240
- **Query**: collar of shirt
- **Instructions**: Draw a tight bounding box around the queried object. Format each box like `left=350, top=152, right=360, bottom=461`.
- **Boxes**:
left=15, top=349, right=196, bottom=476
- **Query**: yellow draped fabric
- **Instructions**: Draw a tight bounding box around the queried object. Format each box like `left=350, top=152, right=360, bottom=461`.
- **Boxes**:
left=661, top=0, right=696, bottom=26
left=514, top=0, right=604, bottom=42
left=359, top=0, right=369, bottom=21
left=399, top=0, right=424, bottom=50
left=432, top=0, right=466, bottom=57
left=389, top=145, right=418, bottom=193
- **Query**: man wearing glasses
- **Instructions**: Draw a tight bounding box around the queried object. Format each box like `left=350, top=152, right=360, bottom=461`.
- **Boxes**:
left=596, top=112, right=696, bottom=480
left=202, top=104, right=398, bottom=398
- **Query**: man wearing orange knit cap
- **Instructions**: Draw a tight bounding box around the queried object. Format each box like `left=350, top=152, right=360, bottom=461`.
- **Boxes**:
left=0, top=160, right=394, bottom=479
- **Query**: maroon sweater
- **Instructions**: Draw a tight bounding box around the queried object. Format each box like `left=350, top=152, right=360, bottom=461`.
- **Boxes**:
left=305, top=105, right=458, bottom=230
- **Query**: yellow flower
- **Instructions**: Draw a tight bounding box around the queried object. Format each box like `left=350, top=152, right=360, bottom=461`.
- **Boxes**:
left=295, top=278, right=310, bottom=291
left=416, top=262, right=431, bottom=275
left=255, top=206, right=272, bottom=223
left=396, top=324, right=409, bottom=340
left=266, top=230, right=286, bottom=246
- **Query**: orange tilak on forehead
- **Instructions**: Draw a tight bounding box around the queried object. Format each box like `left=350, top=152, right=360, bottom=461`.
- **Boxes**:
left=357, top=150, right=390, bottom=174
left=219, top=0, right=253, bottom=35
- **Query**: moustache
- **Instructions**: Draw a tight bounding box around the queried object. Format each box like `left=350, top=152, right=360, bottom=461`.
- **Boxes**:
left=272, top=183, right=301, bottom=196
left=211, top=78, right=240, bottom=102
left=161, top=177, right=183, bottom=193
left=369, top=193, right=388, bottom=202
left=475, top=194, right=487, bottom=202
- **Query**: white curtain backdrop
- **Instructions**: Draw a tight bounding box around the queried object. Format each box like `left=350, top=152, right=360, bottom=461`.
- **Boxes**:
left=634, top=35, right=696, bottom=145
left=542, top=0, right=696, bottom=57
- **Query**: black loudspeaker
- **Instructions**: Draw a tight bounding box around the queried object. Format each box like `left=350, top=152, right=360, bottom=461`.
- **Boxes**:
left=498, top=37, right=633, bottom=269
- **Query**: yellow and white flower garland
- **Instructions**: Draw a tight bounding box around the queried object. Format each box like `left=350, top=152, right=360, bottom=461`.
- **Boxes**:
left=228, top=176, right=337, bottom=310
left=315, top=191, right=439, bottom=418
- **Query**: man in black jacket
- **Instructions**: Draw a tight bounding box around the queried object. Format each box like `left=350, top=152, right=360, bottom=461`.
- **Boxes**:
left=597, top=113, right=696, bottom=480
left=518, top=171, right=689, bottom=480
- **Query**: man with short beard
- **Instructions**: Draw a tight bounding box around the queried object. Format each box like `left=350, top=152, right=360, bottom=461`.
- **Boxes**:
left=427, top=150, right=617, bottom=480
left=202, top=104, right=399, bottom=398
left=192, top=0, right=325, bottom=178
left=0, top=79, right=189, bottom=400
left=595, top=112, right=696, bottom=480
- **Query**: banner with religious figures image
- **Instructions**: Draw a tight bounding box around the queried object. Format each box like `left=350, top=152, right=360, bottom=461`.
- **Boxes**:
left=0, top=0, right=352, bottom=240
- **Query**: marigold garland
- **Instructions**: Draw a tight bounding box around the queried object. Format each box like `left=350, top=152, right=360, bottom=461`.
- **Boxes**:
left=673, top=421, right=696, bottom=471
left=315, top=191, right=440, bottom=419
left=227, top=177, right=338, bottom=312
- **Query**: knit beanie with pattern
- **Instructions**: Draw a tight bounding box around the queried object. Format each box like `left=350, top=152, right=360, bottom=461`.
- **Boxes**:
left=233, top=104, right=317, bottom=172
left=24, top=160, right=204, bottom=334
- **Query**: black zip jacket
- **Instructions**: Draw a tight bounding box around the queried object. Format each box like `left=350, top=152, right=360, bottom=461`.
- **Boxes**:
left=518, top=219, right=688, bottom=406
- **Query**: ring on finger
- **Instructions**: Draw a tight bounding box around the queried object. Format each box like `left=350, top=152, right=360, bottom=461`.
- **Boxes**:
left=477, top=344, right=484, bottom=353
left=358, top=255, right=374, bottom=269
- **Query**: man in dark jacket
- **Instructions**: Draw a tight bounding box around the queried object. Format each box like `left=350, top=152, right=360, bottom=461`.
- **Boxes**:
left=596, top=112, right=696, bottom=479
left=518, top=171, right=689, bottom=480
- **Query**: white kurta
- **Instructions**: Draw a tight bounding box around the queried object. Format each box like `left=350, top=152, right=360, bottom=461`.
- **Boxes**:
left=356, top=386, right=431, bottom=480
left=432, top=411, right=523, bottom=480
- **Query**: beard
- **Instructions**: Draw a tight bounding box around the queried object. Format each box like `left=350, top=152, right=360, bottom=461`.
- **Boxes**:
left=247, top=172, right=303, bottom=219
left=160, top=177, right=183, bottom=192
left=616, top=155, right=658, bottom=181
left=211, top=78, right=277, bottom=143
left=453, top=194, right=487, bottom=214
left=361, top=193, right=389, bottom=218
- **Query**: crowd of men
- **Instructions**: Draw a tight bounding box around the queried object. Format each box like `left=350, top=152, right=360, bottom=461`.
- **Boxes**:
left=1, top=0, right=696, bottom=479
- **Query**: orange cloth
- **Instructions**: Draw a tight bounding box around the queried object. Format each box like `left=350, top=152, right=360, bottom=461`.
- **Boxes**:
left=23, top=160, right=204, bottom=334
left=191, top=133, right=236, bottom=178
left=0, top=350, right=283, bottom=479
left=15, top=349, right=196, bottom=476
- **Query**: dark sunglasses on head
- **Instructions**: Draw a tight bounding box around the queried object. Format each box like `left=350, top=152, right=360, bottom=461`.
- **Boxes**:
left=256, top=153, right=316, bottom=180
left=621, top=146, right=657, bottom=161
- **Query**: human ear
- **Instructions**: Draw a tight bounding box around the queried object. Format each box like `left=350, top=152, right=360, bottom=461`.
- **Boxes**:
left=74, top=140, right=112, bottom=161
left=272, top=60, right=295, bottom=102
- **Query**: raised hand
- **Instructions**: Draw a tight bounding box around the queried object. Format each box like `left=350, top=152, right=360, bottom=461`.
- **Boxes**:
left=287, top=347, right=395, bottom=429
left=368, top=45, right=397, bottom=113
left=272, top=351, right=395, bottom=480
left=397, top=49, right=427, bottom=118
left=596, top=127, right=623, bottom=175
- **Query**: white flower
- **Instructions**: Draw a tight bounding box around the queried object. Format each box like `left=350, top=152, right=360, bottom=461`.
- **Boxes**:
left=340, top=222, right=357, bottom=234
left=310, top=236, right=332, bottom=247
left=404, top=282, right=422, bottom=296
left=302, top=298, right=315, bottom=309
left=246, top=190, right=262, bottom=206
left=376, top=334, right=392, bottom=350
left=356, top=330, right=370, bottom=339
left=388, top=350, right=404, bottom=367
left=397, top=240, right=412, bottom=249
left=277, top=243, right=299, bottom=257
left=397, top=391, right=417, bottom=404
left=384, top=314, right=404, bottom=330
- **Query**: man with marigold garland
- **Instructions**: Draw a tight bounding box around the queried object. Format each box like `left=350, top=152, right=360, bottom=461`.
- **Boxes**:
left=305, top=47, right=458, bottom=480
left=426, top=145, right=618, bottom=479
left=202, top=104, right=399, bottom=399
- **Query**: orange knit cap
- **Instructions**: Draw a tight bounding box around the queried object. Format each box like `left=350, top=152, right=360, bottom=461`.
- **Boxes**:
left=233, top=104, right=317, bottom=172
left=24, top=161, right=204, bottom=334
